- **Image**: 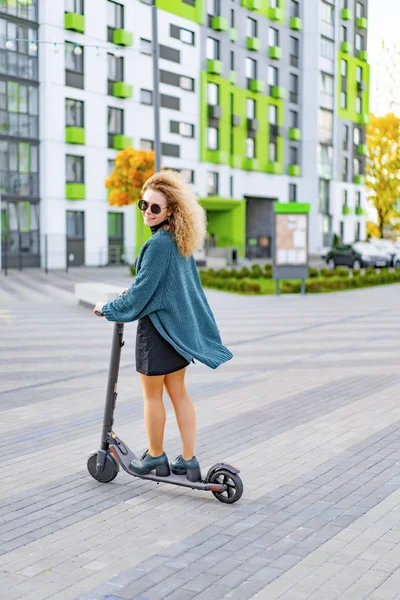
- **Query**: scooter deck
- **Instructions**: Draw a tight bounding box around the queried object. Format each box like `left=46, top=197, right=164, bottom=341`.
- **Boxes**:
left=108, top=435, right=227, bottom=492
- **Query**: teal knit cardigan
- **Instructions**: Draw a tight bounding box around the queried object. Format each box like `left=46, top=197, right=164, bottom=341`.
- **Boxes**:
left=102, top=229, right=233, bottom=369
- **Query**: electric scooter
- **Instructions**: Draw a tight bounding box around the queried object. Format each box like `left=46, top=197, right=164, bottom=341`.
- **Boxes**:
left=87, top=320, right=243, bottom=504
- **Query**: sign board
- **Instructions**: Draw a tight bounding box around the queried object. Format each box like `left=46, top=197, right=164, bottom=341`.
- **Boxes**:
left=273, top=202, right=310, bottom=291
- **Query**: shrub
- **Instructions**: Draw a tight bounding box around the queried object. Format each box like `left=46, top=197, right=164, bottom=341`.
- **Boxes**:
left=335, top=267, right=350, bottom=278
left=216, top=268, right=230, bottom=279
left=251, top=264, right=264, bottom=279
left=365, top=267, right=376, bottom=276
left=308, top=267, right=319, bottom=279
left=352, top=269, right=360, bottom=277
left=238, top=266, right=251, bottom=279
left=320, top=268, right=336, bottom=278
left=264, top=264, right=273, bottom=278
left=281, top=280, right=302, bottom=294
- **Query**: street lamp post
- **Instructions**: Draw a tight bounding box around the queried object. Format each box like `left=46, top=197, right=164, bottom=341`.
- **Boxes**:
left=152, top=1, right=161, bottom=173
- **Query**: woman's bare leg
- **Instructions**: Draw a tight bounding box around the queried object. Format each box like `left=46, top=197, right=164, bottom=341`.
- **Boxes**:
left=164, top=368, right=196, bottom=460
left=139, top=373, right=166, bottom=457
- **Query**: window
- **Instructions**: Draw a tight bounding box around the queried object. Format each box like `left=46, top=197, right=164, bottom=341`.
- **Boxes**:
left=318, top=109, right=333, bottom=143
left=339, top=221, right=344, bottom=242
left=207, top=171, right=219, bottom=195
left=65, top=42, right=84, bottom=89
left=107, top=106, right=123, bottom=147
left=291, top=0, right=300, bottom=17
left=290, top=36, right=299, bottom=66
left=140, top=89, right=153, bottom=105
left=246, top=57, right=257, bottom=80
left=355, top=222, right=361, bottom=242
left=206, top=37, right=219, bottom=60
left=340, top=92, right=347, bottom=109
left=269, top=104, right=278, bottom=125
left=66, top=210, right=84, bottom=239
left=0, top=0, right=37, bottom=21
left=107, top=159, right=115, bottom=175
left=320, top=36, right=334, bottom=60
left=343, top=157, right=348, bottom=181
left=356, top=2, right=365, bottom=18
left=343, top=189, right=348, bottom=207
left=65, top=0, right=83, bottom=14
left=343, top=124, right=349, bottom=150
left=230, top=51, right=235, bottom=71
left=183, top=0, right=196, bottom=5
left=269, top=142, right=277, bottom=162
left=246, top=98, right=256, bottom=119
left=341, top=26, right=347, bottom=42
left=354, top=127, right=361, bottom=145
left=289, top=73, right=298, bottom=103
left=165, top=167, right=194, bottom=184
left=162, top=143, right=180, bottom=158
left=356, top=34, right=364, bottom=52
left=320, top=72, right=333, bottom=96
left=66, top=155, right=84, bottom=183
left=107, top=53, right=123, bottom=94
left=229, top=175, right=233, bottom=197
left=160, top=70, right=195, bottom=92
left=320, top=1, right=334, bottom=24
left=0, top=20, right=38, bottom=81
left=356, top=96, right=362, bottom=113
left=207, top=127, right=218, bottom=150
left=170, top=121, right=195, bottom=138
left=0, top=140, right=39, bottom=196
left=341, top=59, right=347, bottom=77
left=180, top=75, right=194, bottom=91
left=246, top=17, right=257, bottom=38
left=107, top=1, right=124, bottom=42
left=354, top=158, right=361, bottom=176
left=289, top=183, right=297, bottom=202
left=290, top=110, right=298, bottom=128
left=319, top=179, right=330, bottom=213
left=246, top=138, right=255, bottom=159
left=230, top=8, right=235, bottom=27
left=290, top=146, right=298, bottom=165
left=140, top=38, right=152, bottom=55
left=356, top=66, right=363, bottom=84
left=108, top=213, right=124, bottom=239
left=268, top=66, right=278, bottom=93
left=207, top=82, right=219, bottom=106
left=159, top=45, right=180, bottom=63
left=0, top=81, right=39, bottom=139
left=207, top=0, right=220, bottom=16
left=140, top=139, right=154, bottom=151
left=160, top=94, right=180, bottom=110
left=318, top=144, right=333, bottom=178
left=269, top=27, right=279, bottom=47
left=356, top=190, right=362, bottom=207
left=270, top=0, right=279, bottom=7
left=66, top=98, right=84, bottom=128
left=170, top=24, right=195, bottom=45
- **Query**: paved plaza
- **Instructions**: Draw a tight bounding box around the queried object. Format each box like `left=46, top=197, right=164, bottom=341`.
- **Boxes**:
left=1, top=268, right=400, bottom=600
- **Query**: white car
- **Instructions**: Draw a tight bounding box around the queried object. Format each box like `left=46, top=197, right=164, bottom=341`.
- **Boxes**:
left=368, top=239, right=400, bottom=268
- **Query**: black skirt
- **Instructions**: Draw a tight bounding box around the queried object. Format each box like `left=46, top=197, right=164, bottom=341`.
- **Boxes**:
left=136, top=316, right=190, bottom=376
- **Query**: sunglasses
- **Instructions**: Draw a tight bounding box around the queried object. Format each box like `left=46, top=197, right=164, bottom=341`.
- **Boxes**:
left=138, top=200, right=169, bottom=215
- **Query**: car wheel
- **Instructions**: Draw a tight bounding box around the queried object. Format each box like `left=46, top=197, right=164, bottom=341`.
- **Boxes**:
left=352, top=259, right=361, bottom=270
left=327, top=258, right=336, bottom=270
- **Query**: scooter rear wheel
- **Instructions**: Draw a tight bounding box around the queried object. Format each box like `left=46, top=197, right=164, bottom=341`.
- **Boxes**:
left=87, top=452, right=119, bottom=483
left=209, top=469, right=243, bottom=504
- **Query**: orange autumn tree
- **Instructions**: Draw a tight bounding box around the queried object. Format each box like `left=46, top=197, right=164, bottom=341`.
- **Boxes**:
left=105, top=147, right=155, bottom=207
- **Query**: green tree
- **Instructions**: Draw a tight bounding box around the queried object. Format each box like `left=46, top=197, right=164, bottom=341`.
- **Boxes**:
left=366, top=113, right=400, bottom=238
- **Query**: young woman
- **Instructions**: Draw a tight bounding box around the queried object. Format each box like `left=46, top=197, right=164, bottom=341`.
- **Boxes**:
left=94, top=171, right=232, bottom=481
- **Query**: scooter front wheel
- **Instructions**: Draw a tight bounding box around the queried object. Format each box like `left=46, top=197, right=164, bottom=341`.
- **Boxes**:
left=208, top=469, right=243, bottom=504
left=87, top=451, right=119, bottom=483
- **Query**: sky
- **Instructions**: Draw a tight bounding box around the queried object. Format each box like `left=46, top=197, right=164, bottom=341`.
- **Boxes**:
left=368, top=0, right=399, bottom=53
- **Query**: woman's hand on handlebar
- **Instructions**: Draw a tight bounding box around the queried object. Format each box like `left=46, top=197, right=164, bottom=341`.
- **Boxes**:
left=93, top=302, right=105, bottom=317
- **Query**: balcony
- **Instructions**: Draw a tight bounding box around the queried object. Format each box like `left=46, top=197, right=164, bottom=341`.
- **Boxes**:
left=342, top=205, right=352, bottom=215
left=288, top=127, right=301, bottom=141
left=356, top=206, right=366, bottom=215
left=207, top=59, right=223, bottom=75
left=357, top=144, right=368, bottom=156
left=66, top=183, right=85, bottom=200
left=113, top=134, right=132, bottom=150
left=243, top=158, right=260, bottom=171
left=230, top=27, right=237, bottom=42
left=246, top=37, right=260, bottom=51
left=65, top=126, right=85, bottom=144
left=356, top=17, right=368, bottom=29
left=268, top=7, right=282, bottom=21
left=269, top=46, right=282, bottom=60
left=340, top=42, right=352, bottom=54
left=290, top=17, right=303, bottom=30
left=249, top=79, right=265, bottom=93
left=341, top=9, right=352, bottom=20
left=64, top=12, right=85, bottom=33
left=267, top=162, right=283, bottom=175
left=358, top=50, right=368, bottom=61
left=211, top=16, right=229, bottom=31
left=112, top=82, right=133, bottom=99
left=112, top=29, right=133, bottom=46
left=288, top=164, right=301, bottom=177
left=271, top=86, right=285, bottom=99
left=354, top=175, right=366, bottom=185
left=245, top=0, right=261, bottom=10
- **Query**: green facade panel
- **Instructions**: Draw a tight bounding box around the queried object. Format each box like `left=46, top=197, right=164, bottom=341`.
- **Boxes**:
left=358, top=50, right=368, bottom=62
left=272, top=86, right=285, bottom=99
left=288, top=127, right=301, bottom=141
left=246, top=37, right=260, bottom=51
left=211, top=16, right=228, bottom=31
left=249, top=79, right=265, bottom=93
left=65, top=126, right=85, bottom=144
left=274, top=202, right=310, bottom=214
left=356, top=17, right=368, bottom=29
left=357, top=144, right=368, bottom=155
left=354, top=175, right=366, bottom=185
left=229, top=70, right=237, bottom=84
left=341, top=8, right=352, bottom=20
left=156, top=0, right=204, bottom=24
left=337, top=52, right=370, bottom=123
left=112, top=82, right=133, bottom=99
left=288, top=164, right=301, bottom=177
left=113, top=29, right=133, bottom=46
left=340, top=42, right=352, bottom=54
left=113, top=134, right=133, bottom=150
left=207, top=59, right=223, bottom=75
left=356, top=207, right=367, bottom=215
left=290, top=17, right=302, bottom=30
left=343, top=206, right=353, bottom=214
left=199, top=196, right=246, bottom=257
left=64, top=12, right=85, bottom=33
left=66, top=183, right=85, bottom=200
left=269, top=46, right=282, bottom=60
left=230, top=28, right=237, bottom=42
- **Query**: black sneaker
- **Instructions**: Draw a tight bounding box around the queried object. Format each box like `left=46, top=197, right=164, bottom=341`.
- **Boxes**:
left=170, top=455, right=202, bottom=482
left=130, top=450, right=170, bottom=477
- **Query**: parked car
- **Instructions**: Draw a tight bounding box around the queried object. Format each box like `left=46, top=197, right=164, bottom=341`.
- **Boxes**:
left=326, top=242, right=390, bottom=269
left=368, top=238, right=399, bottom=267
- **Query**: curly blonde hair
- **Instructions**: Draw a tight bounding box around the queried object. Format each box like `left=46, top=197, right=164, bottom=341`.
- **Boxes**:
left=141, top=170, right=207, bottom=257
